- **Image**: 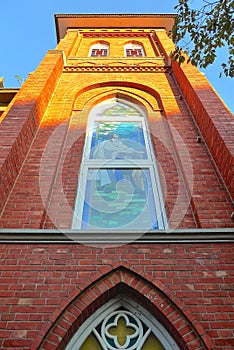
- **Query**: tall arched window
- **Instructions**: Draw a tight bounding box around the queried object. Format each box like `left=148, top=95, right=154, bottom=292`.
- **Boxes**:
left=89, top=42, right=110, bottom=57
left=65, top=296, right=180, bottom=350
left=124, top=43, right=145, bottom=57
left=72, top=99, right=166, bottom=230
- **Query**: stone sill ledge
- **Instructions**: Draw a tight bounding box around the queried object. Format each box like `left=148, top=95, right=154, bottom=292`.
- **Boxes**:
left=0, top=228, right=233, bottom=244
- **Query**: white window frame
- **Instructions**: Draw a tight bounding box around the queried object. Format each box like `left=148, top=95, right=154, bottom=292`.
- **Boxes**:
left=89, top=43, right=110, bottom=57
left=72, top=99, right=167, bottom=230
left=65, top=296, right=180, bottom=350
left=124, top=43, right=145, bottom=57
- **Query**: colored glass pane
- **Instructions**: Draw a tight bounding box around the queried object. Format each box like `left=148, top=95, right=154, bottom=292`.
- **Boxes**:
left=81, top=168, right=158, bottom=230
left=80, top=333, right=102, bottom=350
left=142, top=333, right=165, bottom=350
left=90, top=122, right=147, bottom=159
left=102, top=103, right=141, bottom=117
left=72, top=100, right=166, bottom=231
left=79, top=330, right=165, bottom=350
left=109, top=317, right=136, bottom=346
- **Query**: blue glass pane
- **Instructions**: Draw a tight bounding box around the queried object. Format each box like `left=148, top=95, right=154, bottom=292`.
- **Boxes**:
left=90, top=122, right=147, bottom=159
left=81, top=169, right=158, bottom=230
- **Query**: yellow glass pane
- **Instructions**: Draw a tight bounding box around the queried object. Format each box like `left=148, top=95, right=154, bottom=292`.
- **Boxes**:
left=109, top=317, right=135, bottom=346
left=80, top=333, right=102, bottom=350
left=142, top=333, right=165, bottom=350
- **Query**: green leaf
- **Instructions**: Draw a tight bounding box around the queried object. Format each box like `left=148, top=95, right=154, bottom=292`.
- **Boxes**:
left=173, top=0, right=233, bottom=77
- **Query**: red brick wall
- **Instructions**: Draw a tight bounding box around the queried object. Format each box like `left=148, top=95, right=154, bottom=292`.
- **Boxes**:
left=0, top=23, right=233, bottom=350
left=171, top=60, right=234, bottom=202
left=0, top=51, right=64, bottom=217
left=0, top=28, right=233, bottom=229
left=0, top=243, right=233, bottom=350
left=0, top=77, right=233, bottom=229
left=155, top=30, right=234, bottom=203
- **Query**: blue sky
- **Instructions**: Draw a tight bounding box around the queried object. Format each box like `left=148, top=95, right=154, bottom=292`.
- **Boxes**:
left=0, top=0, right=233, bottom=113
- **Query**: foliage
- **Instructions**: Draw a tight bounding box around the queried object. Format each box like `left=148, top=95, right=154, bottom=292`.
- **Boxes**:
left=172, top=0, right=234, bottom=77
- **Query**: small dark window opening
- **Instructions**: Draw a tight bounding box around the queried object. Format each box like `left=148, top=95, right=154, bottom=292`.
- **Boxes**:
left=91, top=49, right=108, bottom=57
left=126, top=49, right=143, bottom=57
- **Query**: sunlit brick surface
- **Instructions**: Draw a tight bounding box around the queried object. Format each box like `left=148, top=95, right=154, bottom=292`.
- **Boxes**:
left=0, top=15, right=233, bottom=350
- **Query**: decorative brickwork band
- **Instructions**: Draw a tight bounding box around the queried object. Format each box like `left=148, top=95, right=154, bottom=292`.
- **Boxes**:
left=63, top=65, right=171, bottom=73
left=82, top=32, right=149, bottom=38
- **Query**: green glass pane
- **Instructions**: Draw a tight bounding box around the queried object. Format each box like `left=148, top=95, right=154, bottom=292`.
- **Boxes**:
left=102, top=103, right=141, bottom=117
left=82, top=169, right=158, bottom=230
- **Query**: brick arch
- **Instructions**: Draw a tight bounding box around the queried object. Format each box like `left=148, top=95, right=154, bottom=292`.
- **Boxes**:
left=41, top=88, right=165, bottom=230
left=124, top=39, right=145, bottom=46
left=74, top=87, right=159, bottom=112
left=89, top=39, right=110, bottom=46
left=66, top=80, right=164, bottom=112
left=34, top=266, right=213, bottom=350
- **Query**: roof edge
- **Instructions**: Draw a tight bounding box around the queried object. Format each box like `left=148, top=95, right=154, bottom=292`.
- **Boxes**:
left=54, top=13, right=176, bottom=42
left=54, top=13, right=176, bottom=18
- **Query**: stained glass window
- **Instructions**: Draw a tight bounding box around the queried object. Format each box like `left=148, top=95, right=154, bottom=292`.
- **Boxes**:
left=82, top=168, right=158, bottom=230
left=72, top=99, right=166, bottom=230
left=90, top=122, right=147, bottom=159
left=65, top=297, right=180, bottom=350
left=80, top=310, right=165, bottom=350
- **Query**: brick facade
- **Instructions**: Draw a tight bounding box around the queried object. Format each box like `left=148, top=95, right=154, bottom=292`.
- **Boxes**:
left=0, top=14, right=233, bottom=349
left=0, top=243, right=233, bottom=350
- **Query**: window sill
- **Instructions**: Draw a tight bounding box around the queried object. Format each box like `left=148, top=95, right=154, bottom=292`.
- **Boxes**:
left=0, top=228, right=233, bottom=243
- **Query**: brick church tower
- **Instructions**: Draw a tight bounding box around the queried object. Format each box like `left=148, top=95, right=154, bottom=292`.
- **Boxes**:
left=0, top=14, right=233, bottom=349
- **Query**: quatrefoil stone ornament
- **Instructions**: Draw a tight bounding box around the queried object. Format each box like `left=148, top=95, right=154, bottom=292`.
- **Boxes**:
left=101, top=310, right=143, bottom=350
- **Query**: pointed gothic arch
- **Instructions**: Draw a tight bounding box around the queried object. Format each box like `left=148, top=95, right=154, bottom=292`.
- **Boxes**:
left=39, top=88, right=166, bottom=230
left=35, top=267, right=213, bottom=350
left=66, top=296, right=179, bottom=350
left=74, top=89, right=155, bottom=112
left=70, top=81, right=164, bottom=112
